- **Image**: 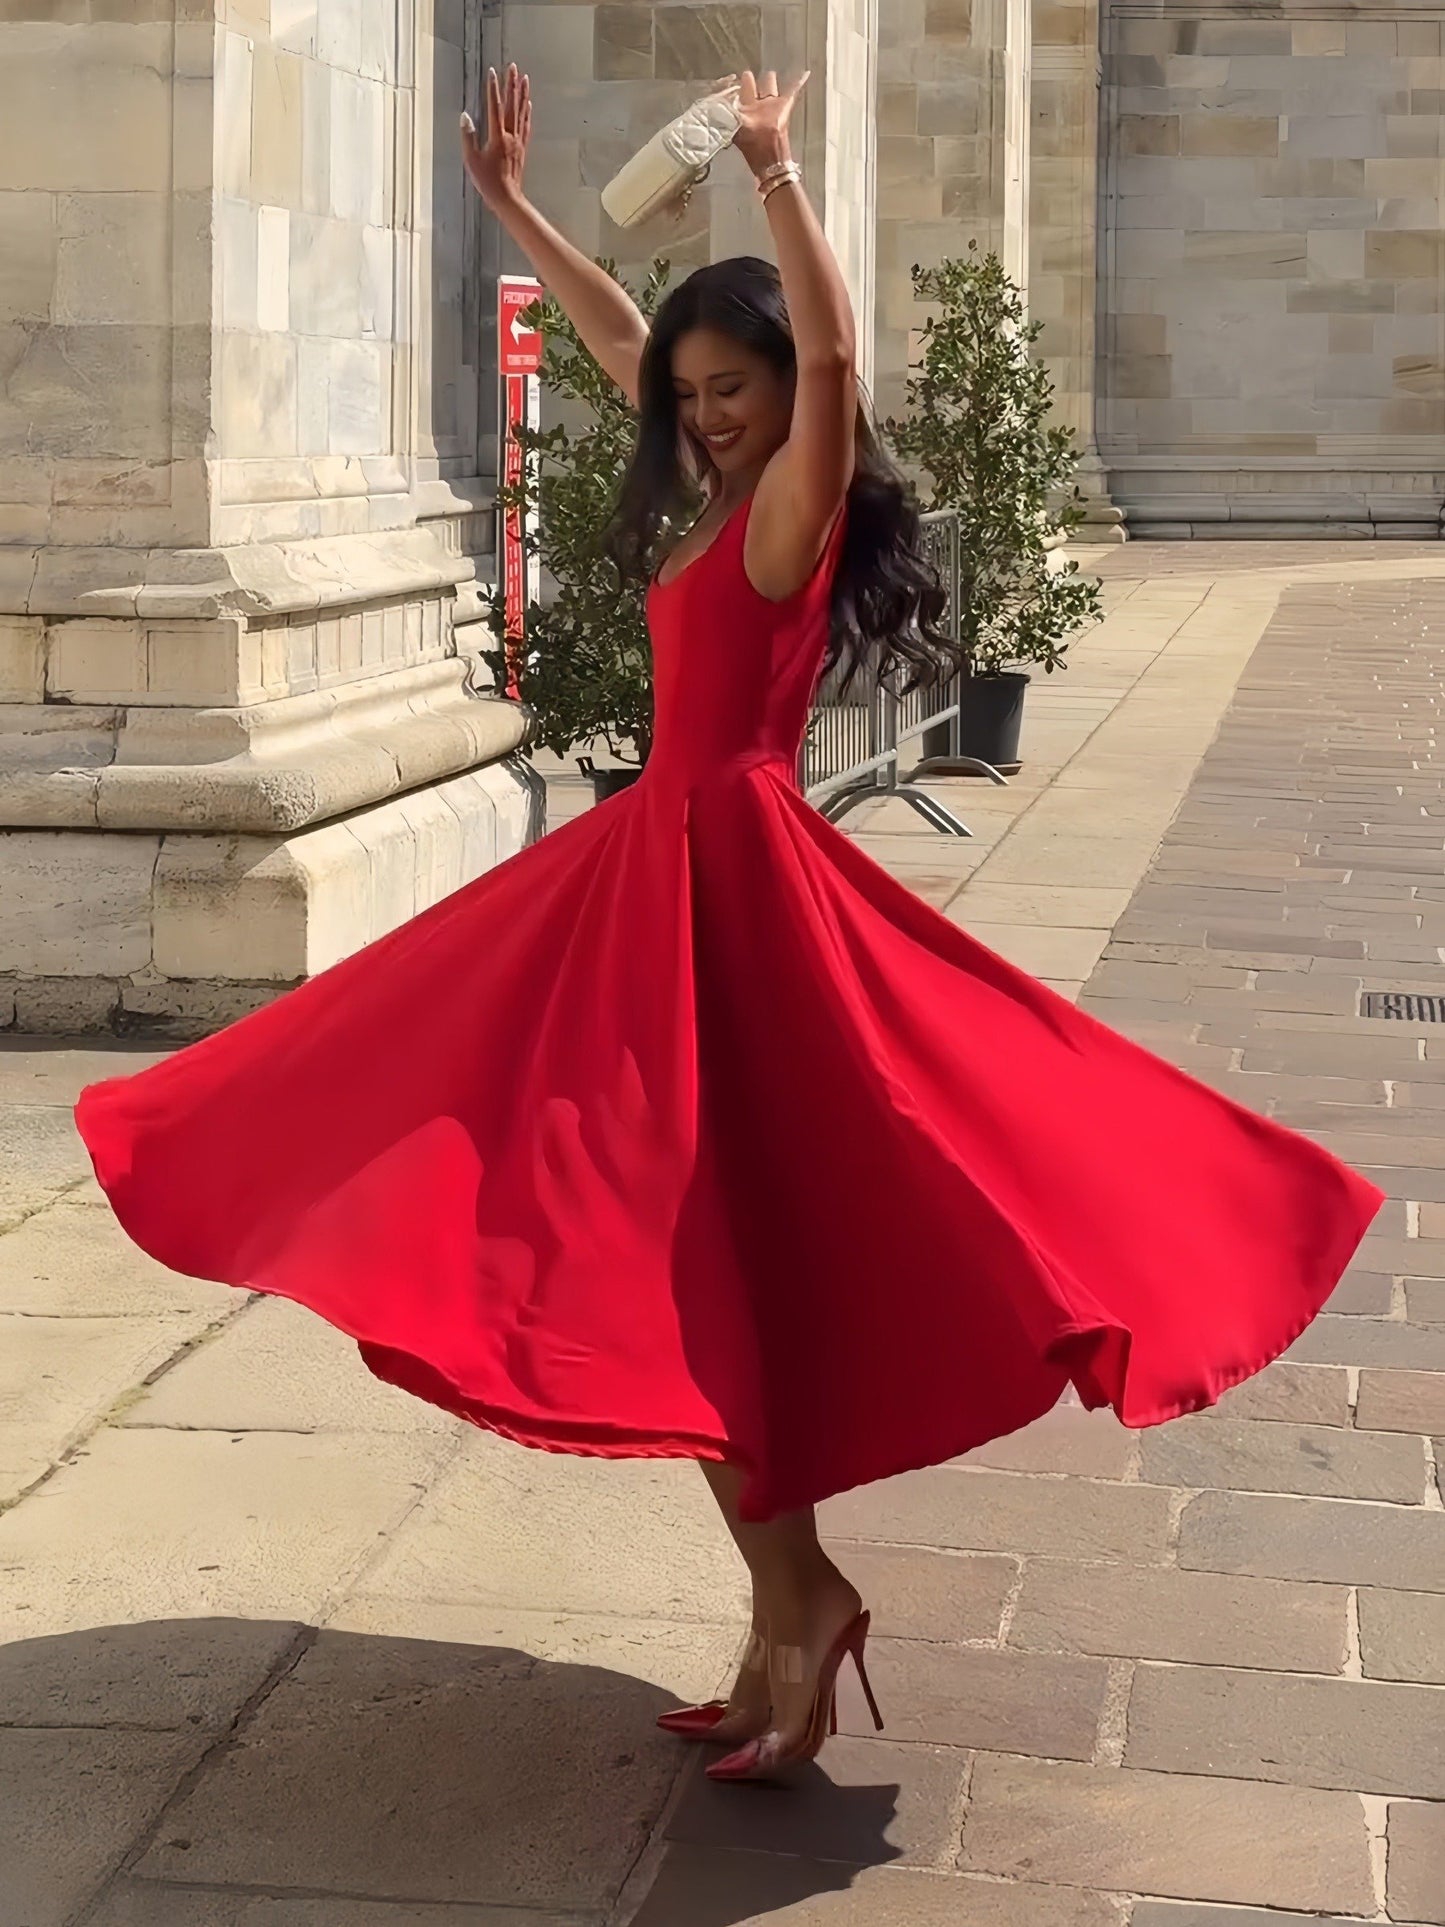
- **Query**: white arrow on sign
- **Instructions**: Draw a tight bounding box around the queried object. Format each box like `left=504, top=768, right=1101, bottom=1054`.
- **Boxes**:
left=510, top=311, right=535, bottom=346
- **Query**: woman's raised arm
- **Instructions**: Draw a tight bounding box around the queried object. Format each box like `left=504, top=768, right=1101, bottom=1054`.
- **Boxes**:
left=737, top=71, right=858, bottom=598
left=463, top=66, right=650, bottom=406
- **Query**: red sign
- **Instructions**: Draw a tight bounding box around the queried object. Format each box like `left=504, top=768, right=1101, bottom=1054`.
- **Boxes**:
left=498, top=277, right=543, bottom=691
left=502, top=373, right=529, bottom=655
left=499, top=276, right=544, bottom=376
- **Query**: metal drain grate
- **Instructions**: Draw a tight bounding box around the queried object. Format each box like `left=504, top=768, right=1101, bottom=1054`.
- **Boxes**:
left=1361, top=991, right=1445, bottom=1023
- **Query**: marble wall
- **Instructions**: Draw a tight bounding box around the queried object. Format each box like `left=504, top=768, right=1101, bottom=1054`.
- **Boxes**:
left=0, top=0, right=212, bottom=554
left=1101, top=0, right=1445, bottom=534
left=1028, top=0, right=1124, bottom=532
left=212, top=0, right=405, bottom=545
left=873, top=0, right=1033, bottom=423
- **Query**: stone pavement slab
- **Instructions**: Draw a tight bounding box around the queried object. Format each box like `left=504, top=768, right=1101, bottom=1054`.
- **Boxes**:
left=1405, top=1277, right=1445, bottom=1323
left=0, top=1199, right=236, bottom=1317
left=355, top=1434, right=751, bottom=1624
left=1177, top=1488, right=1445, bottom=1592
left=665, top=1734, right=964, bottom=1869
left=0, top=1425, right=70, bottom=1508
left=1008, top=1562, right=1349, bottom=1673
left=631, top=1851, right=1121, bottom=1927
left=115, top=1295, right=462, bottom=1436
left=1207, top=1358, right=1352, bottom=1424
left=0, top=1616, right=300, bottom=1732
left=836, top=1640, right=1109, bottom=1757
left=0, top=1099, right=92, bottom=1225
left=130, top=1626, right=684, bottom=1913
left=1358, top=1587, right=1445, bottom=1685
left=1388, top=1800, right=1445, bottom=1926
left=0, top=1427, right=453, bottom=1633
left=1125, top=1663, right=1445, bottom=1798
left=961, top=1401, right=1135, bottom=1477
left=961, top=1756, right=1375, bottom=1914
left=0, top=1310, right=209, bottom=1483
left=1357, top=1367, right=1445, bottom=1433
left=0, top=1042, right=166, bottom=1107
left=1137, top=1410, right=1429, bottom=1501
left=327, top=1595, right=741, bottom=1710
left=88, top=1890, right=593, bottom=1927
left=824, top=1463, right=1176, bottom=1562
left=1, top=1727, right=210, bottom=1927
left=816, top=1542, right=1015, bottom=1643
left=1130, top=1909, right=1382, bottom=1927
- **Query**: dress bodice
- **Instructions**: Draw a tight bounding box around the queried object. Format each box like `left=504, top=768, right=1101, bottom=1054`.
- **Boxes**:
left=643, top=495, right=842, bottom=794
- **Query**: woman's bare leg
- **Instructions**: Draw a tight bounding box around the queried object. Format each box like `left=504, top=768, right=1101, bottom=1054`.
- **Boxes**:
left=700, top=1460, right=861, bottom=1743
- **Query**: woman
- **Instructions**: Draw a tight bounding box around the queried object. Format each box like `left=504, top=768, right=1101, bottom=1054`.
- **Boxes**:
left=77, top=68, right=1383, bottom=1787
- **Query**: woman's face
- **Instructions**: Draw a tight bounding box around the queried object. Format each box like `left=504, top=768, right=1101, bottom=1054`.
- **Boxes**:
left=670, top=326, right=795, bottom=479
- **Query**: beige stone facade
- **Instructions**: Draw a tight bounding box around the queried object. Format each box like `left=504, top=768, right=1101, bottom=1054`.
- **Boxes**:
left=0, top=0, right=536, bottom=1034
left=1, top=0, right=1442, bottom=1027
left=872, top=0, right=1033, bottom=422
left=1101, top=0, right=1445, bottom=534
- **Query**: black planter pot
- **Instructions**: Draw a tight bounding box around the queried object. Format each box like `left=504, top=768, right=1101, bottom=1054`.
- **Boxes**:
left=956, top=671, right=1029, bottom=767
left=578, top=757, right=645, bottom=805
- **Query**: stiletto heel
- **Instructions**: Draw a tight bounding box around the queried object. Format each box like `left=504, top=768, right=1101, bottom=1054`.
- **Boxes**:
left=707, top=1609, right=881, bottom=1784
left=849, top=1619, right=884, bottom=1732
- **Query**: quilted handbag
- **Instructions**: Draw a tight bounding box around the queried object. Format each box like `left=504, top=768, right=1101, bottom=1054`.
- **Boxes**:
left=601, top=86, right=742, bottom=229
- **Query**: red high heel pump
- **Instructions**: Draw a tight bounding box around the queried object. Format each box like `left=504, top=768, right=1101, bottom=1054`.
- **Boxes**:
left=657, top=1629, right=769, bottom=1744
left=656, top=1699, right=737, bottom=1739
left=706, top=1609, right=883, bottom=1784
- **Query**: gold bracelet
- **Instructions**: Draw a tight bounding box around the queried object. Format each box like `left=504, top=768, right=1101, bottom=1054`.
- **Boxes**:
left=756, top=160, right=797, bottom=186
left=760, top=164, right=803, bottom=203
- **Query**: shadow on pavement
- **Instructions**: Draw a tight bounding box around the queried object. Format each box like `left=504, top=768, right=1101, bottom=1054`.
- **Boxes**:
left=0, top=1618, right=900, bottom=1924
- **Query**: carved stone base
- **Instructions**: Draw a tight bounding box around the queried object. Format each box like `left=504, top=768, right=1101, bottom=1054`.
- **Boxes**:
left=1109, top=460, right=1445, bottom=541
left=1074, top=453, right=1130, bottom=544
left=0, top=517, right=542, bottom=1033
left=0, top=759, right=540, bottom=1041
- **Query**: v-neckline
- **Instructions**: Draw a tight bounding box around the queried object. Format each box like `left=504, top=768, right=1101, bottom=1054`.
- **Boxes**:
left=653, top=495, right=752, bottom=591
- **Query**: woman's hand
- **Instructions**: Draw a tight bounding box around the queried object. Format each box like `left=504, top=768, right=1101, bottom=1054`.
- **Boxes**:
left=461, top=64, right=532, bottom=210
left=731, top=70, right=809, bottom=178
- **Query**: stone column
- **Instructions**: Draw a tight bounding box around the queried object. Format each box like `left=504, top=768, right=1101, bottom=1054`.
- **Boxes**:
left=0, top=0, right=534, bottom=1037
left=1029, top=0, right=1126, bottom=537
left=873, top=0, right=1033, bottom=424
left=815, top=0, right=880, bottom=397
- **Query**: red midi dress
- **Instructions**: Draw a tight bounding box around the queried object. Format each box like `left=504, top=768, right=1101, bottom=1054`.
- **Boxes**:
left=76, top=499, right=1384, bottom=1519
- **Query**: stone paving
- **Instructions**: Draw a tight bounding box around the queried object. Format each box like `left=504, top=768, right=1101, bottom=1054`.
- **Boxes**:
left=1, top=544, right=1444, bottom=1926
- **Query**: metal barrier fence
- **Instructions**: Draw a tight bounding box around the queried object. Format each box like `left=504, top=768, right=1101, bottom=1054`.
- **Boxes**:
left=799, top=510, right=1008, bottom=835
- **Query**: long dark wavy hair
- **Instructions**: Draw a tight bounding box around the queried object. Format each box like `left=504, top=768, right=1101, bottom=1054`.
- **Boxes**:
left=605, top=257, right=958, bottom=692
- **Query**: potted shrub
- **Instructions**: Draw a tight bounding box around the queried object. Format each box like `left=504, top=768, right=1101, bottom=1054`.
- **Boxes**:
left=486, top=261, right=679, bottom=804
left=887, top=245, right=1103, bottom=768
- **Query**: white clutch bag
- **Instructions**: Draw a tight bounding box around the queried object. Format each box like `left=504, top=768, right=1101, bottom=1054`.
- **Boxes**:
left=601, top=87, right=741, bottom=229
